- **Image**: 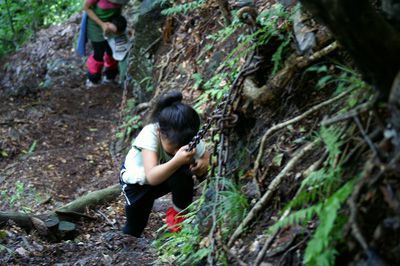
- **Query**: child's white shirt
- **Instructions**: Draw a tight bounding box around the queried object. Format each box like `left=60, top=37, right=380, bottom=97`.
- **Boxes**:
left=121, top=123, right=206, bottom=185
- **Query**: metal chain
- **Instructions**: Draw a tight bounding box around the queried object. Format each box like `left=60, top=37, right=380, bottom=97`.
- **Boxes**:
left=186, top=47, right=262, bottom=153
left=202, top=7, right=261, bottom=265
left=187, top=6, right=261, bottom=180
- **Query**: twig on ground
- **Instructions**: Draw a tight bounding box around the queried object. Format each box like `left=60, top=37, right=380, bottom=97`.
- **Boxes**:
left=278, top=234, right=309, bottom=266
left=54, top=210, right=96, bottom=220
left=253, top=91, right=349, bottom=176
left=222, top=244, right=248, bottom=266
left=0, top=119, right=30, bottom=126
left=140, top=37, right=161, bottom=56
left=321, top=99, right=374, bottom=126
left=353, top=116, right=379, bottom=159
left=229, top=140, right=320, bottom=247
left=96, top=210, right=116, bottom=229
left=296, top=41, right=339, bottom=68
left=348, top=177, right=369, bottom=252
left=134, top=102, right=150, bottom=113
left=157, top=50, right=173, bottom=85
left=255, top=226, right=281, bottom=266
left=348, top=151, right=399, bottom=256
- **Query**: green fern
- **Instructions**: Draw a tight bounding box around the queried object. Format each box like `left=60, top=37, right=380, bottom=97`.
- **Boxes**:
left=303, top=180, right=354, bottom=266
left=271, top=37, right=291, bottom=75
left=269, top=204, right=321, bottom=233
left=154, top=179, right=248, bottom=265
left=267, top=126, right=355, bottom=265
left=154, top=196, right=208, bottom=265
left=216, top=179, right=249, bottom=240
left=307, top=64, right=369, bottom=96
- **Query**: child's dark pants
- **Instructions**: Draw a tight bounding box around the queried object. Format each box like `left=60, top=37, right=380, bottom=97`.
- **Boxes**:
left=120, top=165, right=194, bottom=237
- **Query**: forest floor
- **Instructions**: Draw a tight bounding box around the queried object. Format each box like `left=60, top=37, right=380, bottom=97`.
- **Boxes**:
left=2, top=2, right=392, bottom=265
left=0, top=16, right=170, bottom=266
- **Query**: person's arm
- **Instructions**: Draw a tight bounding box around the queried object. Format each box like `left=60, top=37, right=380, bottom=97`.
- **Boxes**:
left=83, top=0, right=114, bottom=33
left=190, top=149, right=210, bottom=176
left=143, top=145, right=196, bottom=186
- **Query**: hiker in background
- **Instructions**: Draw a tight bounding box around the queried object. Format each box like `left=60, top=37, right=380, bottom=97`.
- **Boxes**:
left=119, top=90, right=210, bottom=237
left=82, top=0, right=129, bottom=87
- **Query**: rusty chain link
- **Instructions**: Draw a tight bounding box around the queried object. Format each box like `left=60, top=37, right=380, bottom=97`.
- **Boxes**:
left=186, top=10, right=262, bottom=179
left=194, top=7, right=261, bottom=265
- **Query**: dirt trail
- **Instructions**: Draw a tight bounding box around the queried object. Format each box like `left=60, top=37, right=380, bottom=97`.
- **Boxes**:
left=0, top=17, right=168, bottom=265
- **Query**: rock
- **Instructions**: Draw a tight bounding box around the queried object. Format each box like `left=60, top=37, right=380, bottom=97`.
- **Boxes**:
left=0, top=15, right=81, bottom=96
left=292, top=9, right=316, bottom=55
left=123, top=0, right=164, bottom=102
left=15, top=246, right=30, bottom=257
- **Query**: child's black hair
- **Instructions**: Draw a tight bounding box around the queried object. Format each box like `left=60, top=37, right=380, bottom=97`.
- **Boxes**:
left=150, top=90, right=200, bottom=147
left=111, top=14, right=127, bottom=33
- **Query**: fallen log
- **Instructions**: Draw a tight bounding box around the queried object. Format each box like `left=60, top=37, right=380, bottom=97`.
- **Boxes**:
left=0, top=184, right=121, bottom=239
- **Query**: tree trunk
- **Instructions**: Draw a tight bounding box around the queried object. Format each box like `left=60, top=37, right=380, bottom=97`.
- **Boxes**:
left=300, top=0, right=400, bottom=99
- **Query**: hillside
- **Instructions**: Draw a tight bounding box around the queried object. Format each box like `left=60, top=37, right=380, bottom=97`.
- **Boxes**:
left=1, top=0, right=400, bottom=265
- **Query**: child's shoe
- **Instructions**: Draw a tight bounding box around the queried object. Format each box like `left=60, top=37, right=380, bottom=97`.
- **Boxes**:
left=165, top=207, right=186, bottom=233
left=85, top=79, right=100, bottom=89
left=101, top=76, right=117, bottom=85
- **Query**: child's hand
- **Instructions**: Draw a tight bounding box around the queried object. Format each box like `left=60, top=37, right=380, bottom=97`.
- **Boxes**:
left=173, top=145, right=196, bottom=165
left=102, top=22, right=117, bottom=34
left=190, top=156, right=208, bottom=176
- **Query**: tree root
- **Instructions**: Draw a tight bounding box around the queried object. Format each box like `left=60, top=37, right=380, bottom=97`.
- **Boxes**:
left=228, top=140, right=320, bottom=247
left=252, top=90, right=349, bottom=177
left=321, top=98, right=375, bottom=126
left=243, top=41, right=338, bottom=105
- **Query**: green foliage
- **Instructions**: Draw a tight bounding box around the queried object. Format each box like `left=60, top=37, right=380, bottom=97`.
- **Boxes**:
left=307, top=64, right=369, bottom=95
left=0, top=149, right=8, bottom=158
left=194, top=2, right=294, bottom=109
left=268, top=126, right=355, bottom=265
left=155, top=179, right=248, bottom=265
left=25, top=140, right=38, bottom=155
left=303, top=181, right=353, bottom=266
left=256, top=2, right=293, bottom=74
left=192, top=72, right=203, bottom=90
left=10, top=180, right=25, bottom=207
left=216, top=179, right=249, bottom=240
left=1, top=180, right=44, bottom=212
left=0, top=0, right=82, bottom=57
left=116, top=99, right=143, bottom=140
left=154, top=195, right=209, bottom=265
left=160, top=0, right=207, bottom=15
left=207, top=15, right=243, bottom=43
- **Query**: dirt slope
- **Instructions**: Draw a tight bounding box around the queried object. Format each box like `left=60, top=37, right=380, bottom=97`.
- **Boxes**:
left=0, top=15, right=169, bottom=266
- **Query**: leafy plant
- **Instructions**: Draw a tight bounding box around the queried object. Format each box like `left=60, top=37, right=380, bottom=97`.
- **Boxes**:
left=154, top=195, right=210, bottom=265
left=215, top=179, right=249, bottom=240
left=1, top=180, right=42, bottom=212
left=160, top=0, right=207, bottom=15
left=268, top=126, right=355, bottom=265
left=9, top=180, right=25, bottom=207
left=256, top=2, right=293, bottom=74
left=194, top=2, right=294, bottom=109
left=155, top=179, right=248, bottom=265
left=307, top=64, right=369, bottom=94
left=116, top=98, right=143, bottom=141
left=0, top=0, right=82, bottom=57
